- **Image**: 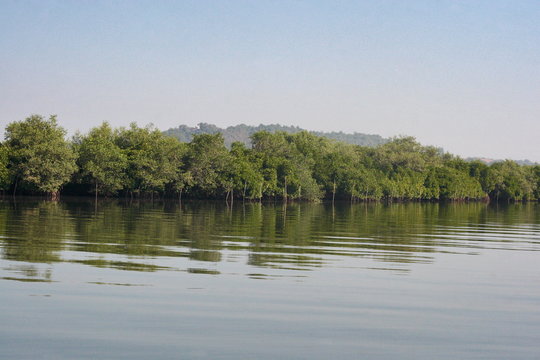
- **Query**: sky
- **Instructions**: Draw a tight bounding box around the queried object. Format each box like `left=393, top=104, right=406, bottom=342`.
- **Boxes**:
left=1, top=0, right=539, bottom=161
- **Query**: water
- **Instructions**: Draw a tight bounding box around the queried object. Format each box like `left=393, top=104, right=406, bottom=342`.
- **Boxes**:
left=1, top=199, right=539, bottom=359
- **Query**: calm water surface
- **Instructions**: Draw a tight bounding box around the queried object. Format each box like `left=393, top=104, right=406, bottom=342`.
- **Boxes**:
left=1, top=199, right=539, bottom=359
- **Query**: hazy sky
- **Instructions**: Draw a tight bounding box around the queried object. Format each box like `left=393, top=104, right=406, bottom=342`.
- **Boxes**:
left=1, top=0, right=539, bottom=160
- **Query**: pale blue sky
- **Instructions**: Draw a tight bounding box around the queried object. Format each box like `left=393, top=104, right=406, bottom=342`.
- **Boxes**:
left=1, top=0, right=539, bottom=160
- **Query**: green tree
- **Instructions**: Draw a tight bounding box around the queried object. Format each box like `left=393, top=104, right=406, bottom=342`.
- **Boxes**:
left=115, top=123, right=178, bottom=197
left=250, top=131, right=323, bottom=201
left=230, top=142, right=264, bottom=200
left=530, top=165, right=540, bottom=200
left=163, top=138, right=191, bottom=201
left=5, top=115, right=76, bottom=198
left=435, top=167, right=484, bottom=200
left=487, top=160, right=534, bottom=201
left=185, top=133, right=231, bottom=198
left=375, top=136, right=440, bottom=174
left=423, top=168, right=441, bottom=199
left=0, top=143, right=10, bottom=191
left=77, top=122, right=128, bottom=198
left=250, top=131, right=290, bottom=198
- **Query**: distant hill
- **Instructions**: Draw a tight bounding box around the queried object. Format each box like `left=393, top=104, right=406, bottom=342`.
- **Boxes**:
left=163, top=123, right=388, bottom=148
left=465, top=157, right=538, bottom=166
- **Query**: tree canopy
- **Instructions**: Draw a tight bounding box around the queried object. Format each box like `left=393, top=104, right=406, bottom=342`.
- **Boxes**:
left=76, top=122, right=127, bottom=196
left=1, top=115, right=539, bottom=202
left=5, top=115, right=76, bottom=197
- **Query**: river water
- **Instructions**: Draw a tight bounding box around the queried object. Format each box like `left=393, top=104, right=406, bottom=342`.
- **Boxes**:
left=1, top=199, right=539, bottom=359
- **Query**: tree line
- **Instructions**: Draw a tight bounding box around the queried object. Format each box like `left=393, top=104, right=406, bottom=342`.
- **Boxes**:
left=1, top=114, right=539, bottom=202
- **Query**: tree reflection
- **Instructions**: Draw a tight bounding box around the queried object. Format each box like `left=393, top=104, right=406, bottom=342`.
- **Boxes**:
left=0, top=201, right=73, bottom=263
left=0, top=199, right=538, bottom=280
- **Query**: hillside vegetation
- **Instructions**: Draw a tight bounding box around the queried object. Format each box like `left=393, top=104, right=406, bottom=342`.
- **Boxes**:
left=163, top=123, right=388, bottom=148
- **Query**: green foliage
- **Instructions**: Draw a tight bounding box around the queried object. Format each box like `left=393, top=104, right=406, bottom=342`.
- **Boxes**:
left=229, top=142, right=264, bottom=199
left=1, top=115, right=537, bottom=202
left=0, top=143, right=9, bottom=191
left=486, top=161, right=535, bottom=201
left=163, top=139, right=190, bottom=198
left=185, top=133, right=231, bottom=197
left=5, top=115, right=76, bottom=195
left=115, top=123, right=179, bottom=195
left=250, top=131, right=323, bottom=201
left=376, top=136, right=441, bottom=173
left=164, top=123, right=388, bottom=147
left=77, top=122, right=127, bottom=195
left=531, top=165, right=540, bottom=200
left=434, top=167, right=484, bottom=200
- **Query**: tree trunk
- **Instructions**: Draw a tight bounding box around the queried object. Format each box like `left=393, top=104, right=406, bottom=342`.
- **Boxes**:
left=284, top=176, right=288, bottom=202
left=12, top=178, right=18, bottom=197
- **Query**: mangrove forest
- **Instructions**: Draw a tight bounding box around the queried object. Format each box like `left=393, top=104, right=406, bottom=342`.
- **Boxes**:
left=1, top=114, right=539, bottom=202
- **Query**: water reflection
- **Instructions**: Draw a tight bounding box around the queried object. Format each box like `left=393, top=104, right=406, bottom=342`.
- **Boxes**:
left=0, top=199, right=539, bottom=282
